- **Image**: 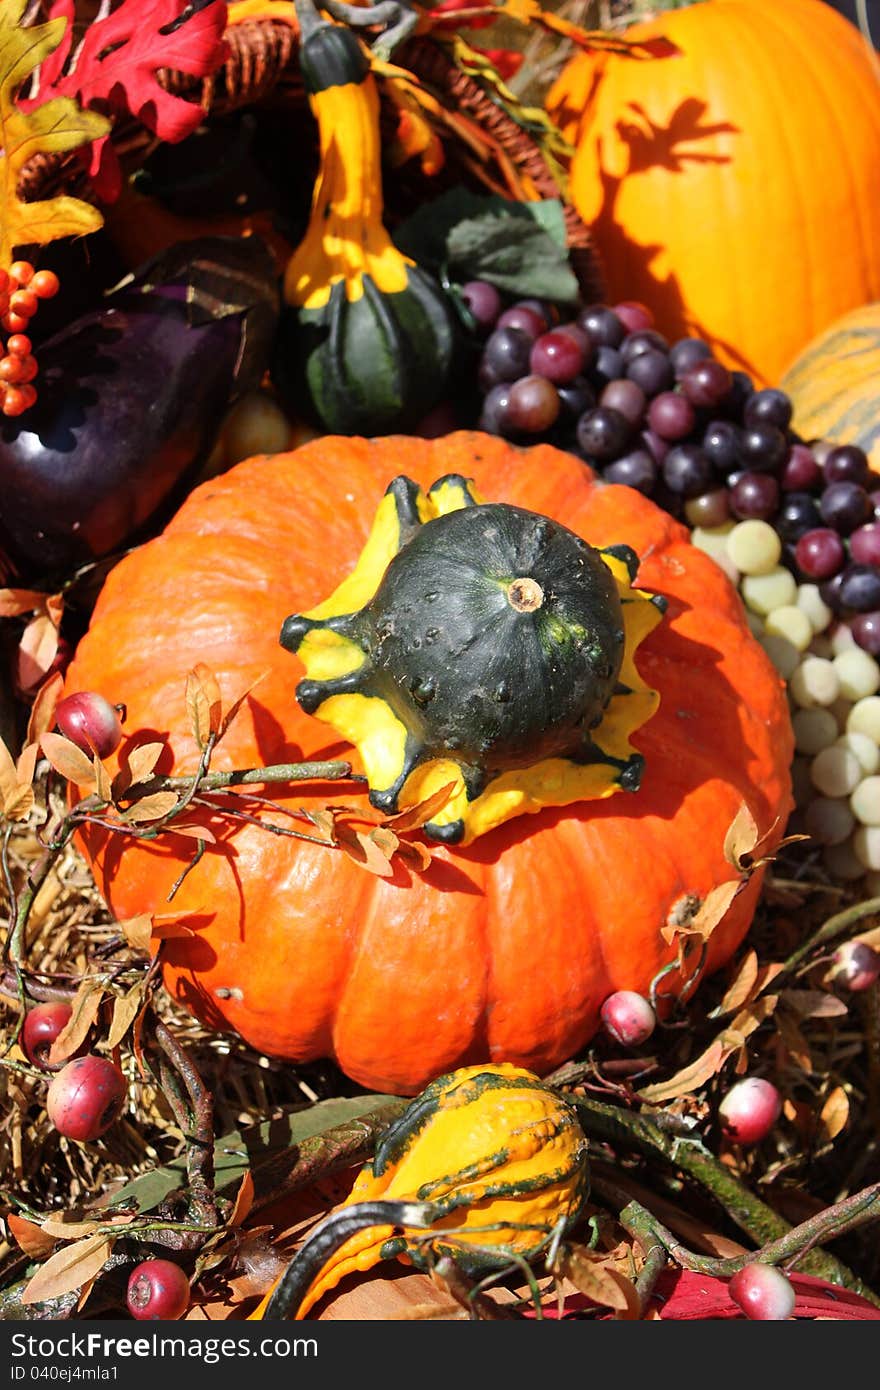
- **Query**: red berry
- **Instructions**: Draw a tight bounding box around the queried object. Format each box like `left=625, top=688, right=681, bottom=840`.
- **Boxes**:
left=8, top=260, right=34, bottom=288
left=718, top=1076, right=782, bottom=1145
left=0, top=355, right=24, bottom=383
left=728, top=1263, right=796, bottom=1320
left=55, top=690, right=124, bottom=759
left=21, top=1002, right=74, bottom=1071
left=828, top=939, right=880, bottom=992
left=31, top=269, right=60, bottom=300
left=6, top=333, right=31, bottom=357
left=126, top=1258, right=191, bottom=1321
left=2, top=311, right=31, bottom=334
left=1, top=384, right=32, bottom=416
left=600, top=990, right=656, bottom=1047
left=46, top=1055, right=126, bottom=1141
left=9, top=288, right=38, bottom=319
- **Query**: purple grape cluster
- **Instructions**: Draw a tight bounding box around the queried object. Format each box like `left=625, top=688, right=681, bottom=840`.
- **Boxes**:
left=463, top=283, right=880, bottom=654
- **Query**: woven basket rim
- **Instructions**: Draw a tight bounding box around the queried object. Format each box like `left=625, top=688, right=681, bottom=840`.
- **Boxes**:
left=18, top=16, right=604, bottom=297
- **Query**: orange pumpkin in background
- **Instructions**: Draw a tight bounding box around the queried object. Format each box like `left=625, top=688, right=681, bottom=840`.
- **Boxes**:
left=546, top=0, right=880, bottom=388
left=64, top=433, right=793, bottom=1095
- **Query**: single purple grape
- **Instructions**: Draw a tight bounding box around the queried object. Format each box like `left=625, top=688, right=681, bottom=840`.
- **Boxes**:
left=662, top=444, right=713, bottom=498
left=851, top=611, right=880, bottom=654
left=647, top=391, right=696, bottom=441
left=781, top=443, right=822, bottom=492
left=460, top=280, right=502, bottom=333
left=729, top=472, right=779, bottom=520
left=794, top=528, right=846, bottom=580
left=837, top=564, right=880, bottom=612
left=576, top=405, right=633, bottom=460
left=740, top=423, right=789, bottom=474
left=702, top=419, right=743, bottom=475
left=602, top=449, right=658, bottom=494
left=620, top=328, right=669, bottom=363
left=625, top=348, right=674, bottom=396
left=776, top=491, right=822, bottom=542
left=577, top=304, right=625, bottom=348
left=819, top=481, right=873, bottom=535
left=823, top=443, right=870, bottom=488
left=679, top=359, right=732, bottom=409
left=669, top=337, right=712, bottom=377
left=600, top=378, right=647, bottom=424
left=744, top=388, right=793, bottom=432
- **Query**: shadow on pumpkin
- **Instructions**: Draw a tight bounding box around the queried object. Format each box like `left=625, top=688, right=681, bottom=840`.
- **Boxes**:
left=578, top=94, right=762, bottom=380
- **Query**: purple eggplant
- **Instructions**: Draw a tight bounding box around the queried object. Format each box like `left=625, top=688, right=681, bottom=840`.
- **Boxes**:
left=0, top=236, right=280, bottom=585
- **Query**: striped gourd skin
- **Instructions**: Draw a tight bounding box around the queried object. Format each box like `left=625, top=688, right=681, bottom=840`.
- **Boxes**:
left=780, top=302, right=880, bottom=473
left=547, top=0, right=880, bottom=389
left=292, top=1064, right=590, bottom=1318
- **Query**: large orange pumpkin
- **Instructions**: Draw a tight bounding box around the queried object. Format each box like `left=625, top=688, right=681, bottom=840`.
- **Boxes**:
left=64, top=433, right=793, bottom=1094
left=546, top=0, right=880, bottom=388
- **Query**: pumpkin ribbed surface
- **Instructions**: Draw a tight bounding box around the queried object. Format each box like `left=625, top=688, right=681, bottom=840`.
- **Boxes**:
left=64, top=432, right=793, bottom=1094
left=780, top=301, right=880, bottom=472
left=546, top=0, right=880, bottom=388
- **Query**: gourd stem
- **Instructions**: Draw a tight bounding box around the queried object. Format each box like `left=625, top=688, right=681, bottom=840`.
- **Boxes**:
left=261, top=1198, right=440, bottom=1319
left=293, top=0, right=323, bottom=43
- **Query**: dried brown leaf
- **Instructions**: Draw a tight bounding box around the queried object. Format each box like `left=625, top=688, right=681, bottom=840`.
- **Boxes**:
left=27, top=670, right=64, bottom=744
left=166, top=822, right=217, bottom=843
left=637, top=1038, right=729, bottom=1103
left=47, top=978, right=105, bottom=1066
left=119, top=791, right=181, bottom=823
left=186, top=664, right=222, bottom=749
left=723, top=802, right=760, bottom=870
left=40, top=1214, right=103, bottom=1239
left=107, top=982, right=147, bottom=1050
left=17, top=614, right=60, bottom=694
left=22, top=1234, right=113, bottom=1305
left=300, top=808, right=337, bottom=842
left=714, top=950, right=760, bottom=1016
left=393, top=837, right=433, bottom=872
left=92, top=754, right=113, bottom=804
left=0, top=734, right=35, bottom=820
left=7, top=1213, right=55, bottom=1258
left=556, top=1246, right=641, bottom=1317
left=119, top=914, right=154, bottom=952
left=0, top=587, right=51, bottom=618
left=40, top=731, right=97, bottom=788
left=385, top=782, right=458, bottom=833
left=817, top=1086, right=849, bottom=1143
left=336, top=823, right=396, bottom=877
left=781, top=989, right=848, bottom=1019
left=119, top=913, right=195, bottom=954
left=125, top=741, right=167, bottom=786
left=774, top=1010, right=813, bottom=1074
left=726, top=993, right=780, bottom=1037
left=662, top=878, right=743, bottom=946
left=227, top=1172, right=255, bottom=1229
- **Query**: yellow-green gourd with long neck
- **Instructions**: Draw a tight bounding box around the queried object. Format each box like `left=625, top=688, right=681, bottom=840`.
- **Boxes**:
left=271, top=1, right=458, bottom=433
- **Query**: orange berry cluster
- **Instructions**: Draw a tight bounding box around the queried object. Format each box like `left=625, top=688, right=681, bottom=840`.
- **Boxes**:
left=0, top=260, right=60, bottom=418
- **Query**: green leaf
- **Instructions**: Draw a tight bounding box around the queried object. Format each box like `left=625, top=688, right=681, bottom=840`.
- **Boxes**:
left=446, top=212, right=580, bottom=304
left=394, top=189, right=578, bottom=305
left=108, top=1094, right=407, bottom=1216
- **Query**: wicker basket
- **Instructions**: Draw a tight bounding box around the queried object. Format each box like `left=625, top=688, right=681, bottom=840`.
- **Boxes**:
left=19, top=14, right=604, bottom=300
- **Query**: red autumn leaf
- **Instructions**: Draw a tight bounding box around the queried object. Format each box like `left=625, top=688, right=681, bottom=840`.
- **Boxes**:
left=37, top=0, right=228, bottom=199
